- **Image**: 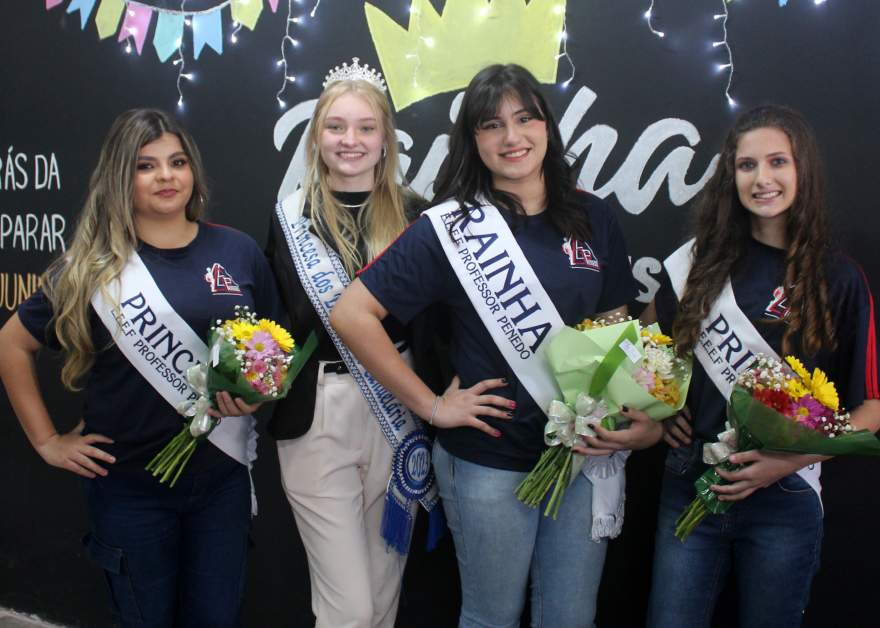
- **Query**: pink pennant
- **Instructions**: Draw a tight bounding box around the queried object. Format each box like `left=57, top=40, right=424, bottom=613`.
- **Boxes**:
left=268, top=0, right=279, bottom=13
left=117, top=4, right=153, bottom=55
left=45, top=0, right=64, bottom=9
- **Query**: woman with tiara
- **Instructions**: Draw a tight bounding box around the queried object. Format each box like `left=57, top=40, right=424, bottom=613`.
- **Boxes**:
left=265, top=58, right=443, bottom=628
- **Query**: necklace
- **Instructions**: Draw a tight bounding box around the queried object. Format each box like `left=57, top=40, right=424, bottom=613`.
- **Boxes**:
left=338, top=201, right=367, bottom=209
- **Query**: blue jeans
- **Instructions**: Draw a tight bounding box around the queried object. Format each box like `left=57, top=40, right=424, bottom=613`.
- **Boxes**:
left=647, top=463, right=823, bottom=628
left=80, top=455, right=251, bottom=628
left=433, top=441, right=607, bottom=628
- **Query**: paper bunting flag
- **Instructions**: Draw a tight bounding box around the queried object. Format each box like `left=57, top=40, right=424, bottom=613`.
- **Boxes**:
left=779, top=0, right=788, bottom=6
left=232, top=0, right=263, bottom=30
left=153, top=12, right=185, bottom=63
left=45, top=0, right=64, bottom=9
left=193, top=9, right=223, bottom=60
left=95, top=0, right=125, bottom=40
left=118, top=3, right=153, bottom=55
left=66, top=0, right=97, bottom=30
left=268, top=0, right=279, bottom=12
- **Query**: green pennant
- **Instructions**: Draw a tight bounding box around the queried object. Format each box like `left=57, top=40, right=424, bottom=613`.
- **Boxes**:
left=231, top=0, right=263, bottom=30
left=95, top=0, right=125, bottom=40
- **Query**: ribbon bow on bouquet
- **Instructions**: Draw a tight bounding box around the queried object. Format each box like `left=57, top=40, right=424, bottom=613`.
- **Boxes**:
left=146, top=362, right=222, bottom=486
left=517, top=393, right=611, bottom=519
left=544, top=394, right=612, bottom=447
left=146, top=307, right=317, bottom=488
left=177, top=363, right=216, bottom=438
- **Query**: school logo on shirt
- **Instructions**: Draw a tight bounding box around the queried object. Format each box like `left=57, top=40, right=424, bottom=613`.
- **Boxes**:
left=561, top=237, right=600, bottom=272
left=764, top=286, right=790, bottom=319
left=204, top=263, right=242, bottom=295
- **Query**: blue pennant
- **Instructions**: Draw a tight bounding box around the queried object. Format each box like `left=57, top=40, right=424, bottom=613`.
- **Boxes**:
left=153, top=12, right=185, bottom=63
left=192, top=8, right=223, bottom=60
left=66, top=0, right=97, bottom=29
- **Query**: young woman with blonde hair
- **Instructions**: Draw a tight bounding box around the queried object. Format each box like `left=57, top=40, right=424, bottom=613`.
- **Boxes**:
left=266, top=59, right=442, bottom=628
left=0, top=108, right=281, bottom=626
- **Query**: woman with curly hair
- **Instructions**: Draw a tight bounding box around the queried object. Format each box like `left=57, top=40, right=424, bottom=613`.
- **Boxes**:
left=647, top=104, right=880, bottom=627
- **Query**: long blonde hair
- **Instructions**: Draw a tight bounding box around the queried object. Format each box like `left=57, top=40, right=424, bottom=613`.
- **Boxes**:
left=303, top=80, right=410, bottom=276
left=44, top=109, right=209, bottom=390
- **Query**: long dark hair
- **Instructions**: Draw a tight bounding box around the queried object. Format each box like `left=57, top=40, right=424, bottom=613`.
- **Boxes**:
left=433, top=64, right=590, bottom=239
left=674, top=104, right=835, bottom=357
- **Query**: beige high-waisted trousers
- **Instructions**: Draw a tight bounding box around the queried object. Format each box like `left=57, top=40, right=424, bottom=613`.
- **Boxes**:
left=277, top=362, right=408, bottom=628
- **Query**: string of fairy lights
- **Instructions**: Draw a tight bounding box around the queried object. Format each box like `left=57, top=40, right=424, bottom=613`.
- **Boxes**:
left=555, top=3, right=575, bottom=89
left=78, top=0, right=836, bottom=110
left=275, top=0, right=322, bottom=108
left=644, top=0, right=829, bottom=108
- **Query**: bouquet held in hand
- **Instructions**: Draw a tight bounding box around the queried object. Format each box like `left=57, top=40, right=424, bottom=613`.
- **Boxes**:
left=146, top=306, right=316, bottom=486
left=675, top=354, right=880, bottom=541
left=516, top=316, right=692, bottom=518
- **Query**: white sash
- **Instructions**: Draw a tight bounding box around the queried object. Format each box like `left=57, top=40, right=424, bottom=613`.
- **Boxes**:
left=91, top=252, right=259, bottom=503
left=425, top=201, right=630, bottom=539
left=664, top=238, right=822, bottom=499
left=275, top=190, right=439, bottom=550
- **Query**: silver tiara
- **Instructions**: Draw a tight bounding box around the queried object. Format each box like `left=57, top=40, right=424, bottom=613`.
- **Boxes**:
left=322, top=57, right=387, bottom=92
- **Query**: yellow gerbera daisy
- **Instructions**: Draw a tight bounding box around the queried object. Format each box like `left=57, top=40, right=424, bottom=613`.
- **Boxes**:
left=809, top=368, right=839, bottom=412
left=785, top=355, right=812, bottom=387
left=230, top=320, right=257, bottom=344
left=258, top=319, right=295, bottom=353
left=641, top=329, right=672, bottom=346
left=785, top=378, right=809, bottom=400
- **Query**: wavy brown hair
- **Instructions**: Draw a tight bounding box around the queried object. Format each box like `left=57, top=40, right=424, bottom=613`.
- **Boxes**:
left=44, top=109, right=208, bottom=390
left=674, top=105, right=835, bottom=357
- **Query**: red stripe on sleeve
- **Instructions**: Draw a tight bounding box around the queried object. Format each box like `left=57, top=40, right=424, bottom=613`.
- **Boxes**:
left=857, top=266, right=879, bottom=399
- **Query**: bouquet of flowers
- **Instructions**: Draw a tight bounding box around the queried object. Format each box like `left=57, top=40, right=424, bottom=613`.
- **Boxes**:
left=146, top=306, right=317, bottom=486
left=516, top=316, right=692, bottom=518
left=675, top=354, right=880, bottom=541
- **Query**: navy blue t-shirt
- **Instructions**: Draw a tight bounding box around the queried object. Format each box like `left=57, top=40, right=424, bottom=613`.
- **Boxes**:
left=656, top=237, right=879, bottom=473
left=18, top=222, right=283, bottom=469
left=360, top=192, right=638, bottom=470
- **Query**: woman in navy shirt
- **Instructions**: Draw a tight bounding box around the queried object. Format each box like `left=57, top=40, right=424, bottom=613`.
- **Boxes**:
left=0, top=109, right=280, bottom=627
left=331, top=64, right=662, bottom=628
left=646, top=105, right=880, bottom=628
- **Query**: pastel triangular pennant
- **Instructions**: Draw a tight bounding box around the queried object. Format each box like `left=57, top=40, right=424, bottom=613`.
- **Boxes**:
left=267, top=0, right=279, bottom=13
left=66, top=0, right=98, bottom=30
left=153, top=12, right=185, bottom=63
left=117, top=4, right=153, bottom=55
left=45, top=0, right=64, bottom=9
left=95, top=0, right=125, bottom=40
left=192, top=9, right=223, bottom=60
left=231, top=0, right=263, bottom=30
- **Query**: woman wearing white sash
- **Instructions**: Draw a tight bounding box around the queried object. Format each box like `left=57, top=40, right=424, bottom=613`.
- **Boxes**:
left=0, top=109, right=281, bottom=627
left=331, top=64, right=663, bottom=628
left=646, top=105, right=880, bottom=628
left=265, top=62, right=436, bottom=628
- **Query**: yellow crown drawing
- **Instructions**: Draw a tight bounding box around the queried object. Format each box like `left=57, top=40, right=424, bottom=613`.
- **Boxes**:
left=365, top=0, right=567, bottom=110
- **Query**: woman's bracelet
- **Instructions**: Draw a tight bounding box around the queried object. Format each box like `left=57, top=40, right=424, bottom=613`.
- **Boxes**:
left=429, top=395, right=442, bottom=426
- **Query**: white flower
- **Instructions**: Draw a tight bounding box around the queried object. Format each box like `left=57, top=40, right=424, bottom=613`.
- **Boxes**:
left=645, top=346, right=674, bottom=379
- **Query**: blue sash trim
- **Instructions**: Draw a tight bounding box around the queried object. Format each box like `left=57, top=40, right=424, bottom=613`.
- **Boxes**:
left=275, top=201, right=441, bottom=553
